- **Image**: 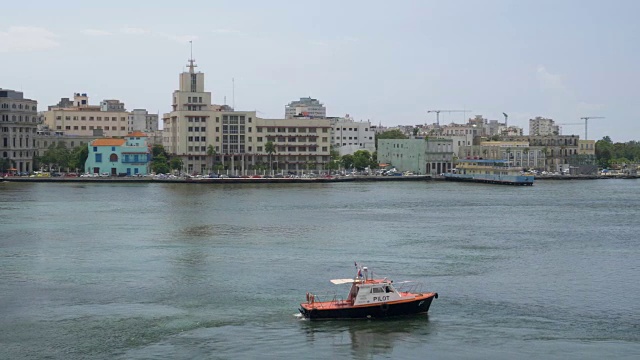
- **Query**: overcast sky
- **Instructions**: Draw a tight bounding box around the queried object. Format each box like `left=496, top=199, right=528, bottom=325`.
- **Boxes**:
left=1, top=0, right=638, bottom=141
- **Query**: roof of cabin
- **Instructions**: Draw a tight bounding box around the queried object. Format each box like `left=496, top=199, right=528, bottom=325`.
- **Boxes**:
left=91, top=138, right=126, bottom=146
left=126, top=131, right=147, bottom=137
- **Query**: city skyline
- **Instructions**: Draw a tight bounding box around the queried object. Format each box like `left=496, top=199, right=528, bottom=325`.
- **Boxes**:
left=1, top=0, right=638, bottom=141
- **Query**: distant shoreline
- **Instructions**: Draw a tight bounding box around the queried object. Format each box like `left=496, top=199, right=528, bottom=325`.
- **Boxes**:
left=2, top=174, right=638, bottom=184
left=1, top=175, right=432, bottom=184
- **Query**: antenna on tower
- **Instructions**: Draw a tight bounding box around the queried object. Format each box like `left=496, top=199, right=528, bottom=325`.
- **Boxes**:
left=187, top=40, right=197, bottom=73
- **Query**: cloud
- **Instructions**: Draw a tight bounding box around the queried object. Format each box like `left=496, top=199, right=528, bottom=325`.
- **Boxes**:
left=211, top=29, right=240, bottom=34
left=81, top=29, right=112, bottom=36
left=161, top=34, right=198, bottom=44
left=536, top=65, right=605, bottom=124
left=536, top=65, right=567, bottom=94
left=0, top=26, right=59, bottom=53
left=309, top=40, right=328, bottom=47
left=120, top=27, right=151, bottom=35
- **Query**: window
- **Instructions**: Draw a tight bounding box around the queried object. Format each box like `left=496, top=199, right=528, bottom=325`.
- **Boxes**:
left=95, top=153, right=102, bottom=162
left=257, top=137, right=263, bottom=142
left=110, top=153, right=118, bottom=162
left=322, top=146, right=328, bottom=151
left=257, top=146, right=263, bottom=152
left=120, top=127, right=125, bottom=130
left=188, top=136, right=193, bottom=141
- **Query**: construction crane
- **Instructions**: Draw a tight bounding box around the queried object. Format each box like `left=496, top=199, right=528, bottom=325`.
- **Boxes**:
left=427, top=110, right=471, bottom=126
left=580, top=116, right=605, bottom=140
left=558, top=116, right=604, bottom=140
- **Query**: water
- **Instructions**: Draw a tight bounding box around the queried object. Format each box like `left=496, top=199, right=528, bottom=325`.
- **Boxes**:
left=1, top=180, right=639, bottom=359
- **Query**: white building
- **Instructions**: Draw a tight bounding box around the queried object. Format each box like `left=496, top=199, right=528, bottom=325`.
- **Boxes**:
left=330, top=116, right=375, bottom=155
left=529, top=117, right=559, bottom=136
left=285, top=97, right=326, bottom=119
left=128, top=109, right=159, bottom=133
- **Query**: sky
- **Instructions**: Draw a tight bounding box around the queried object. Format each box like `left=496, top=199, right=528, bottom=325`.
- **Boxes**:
left=1, top=0, right=639, bottom=142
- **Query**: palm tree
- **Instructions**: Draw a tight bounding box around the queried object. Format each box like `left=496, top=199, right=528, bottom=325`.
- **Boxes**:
left=206, top=145, right=216, bottom=174
left=265, top=140, right=276, bottom=175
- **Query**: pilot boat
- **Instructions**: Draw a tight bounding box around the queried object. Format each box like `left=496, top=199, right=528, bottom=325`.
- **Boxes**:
left=299, top=264, right=438, bottom=320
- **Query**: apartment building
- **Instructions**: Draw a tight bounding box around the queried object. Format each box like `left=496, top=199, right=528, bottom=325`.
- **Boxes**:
left=285, top=97, right=326, bottom=119
left=0, top=88, right=39, bottom=173
left=128, top=109, right=159, bottom=133
left=329, top=116, right=375, bottom=156
left=44, top=93, right=130, bottom=137
left=529, top=117, right=559, bottom=136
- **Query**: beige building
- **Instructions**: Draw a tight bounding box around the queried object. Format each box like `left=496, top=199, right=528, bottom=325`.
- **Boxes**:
left=44, top=93, right=130, bottom=137
left=162, top=58, right=330, bottom=175
left=578, top=140, right=596, bottom=156
left=529, top=117, right=559, bottom=136
left=501, top=135, right=580, bottom=171
left=459, top=141, right=546, bottom=169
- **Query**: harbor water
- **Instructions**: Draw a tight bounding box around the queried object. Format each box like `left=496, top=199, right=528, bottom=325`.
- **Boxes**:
left=1, top=180, right=639, bottom=359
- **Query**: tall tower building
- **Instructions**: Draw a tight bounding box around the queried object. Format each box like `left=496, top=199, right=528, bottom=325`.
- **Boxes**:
left=162, top=50, right=331, bottom=175
left=285, top=97, right=326, bottom=119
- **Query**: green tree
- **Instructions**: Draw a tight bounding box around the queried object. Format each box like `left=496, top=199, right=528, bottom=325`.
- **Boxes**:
left=341, top=154, right=355, bottom=170
left=0, top=158, right=15, bottom=174
left=68, top=145, right=88, bottom=172
left=265, top=141, right=276, bottom=173
left=152, top=144, right=168, bottom=158
left=327, top=146, right=341, bottom=172
left=352, top=150, right=373, bottom=171
left=169, top=156, right=183, bottom=173
left=151, top=154, right=170, bottom=174
left=370, top=151, right=379, bottom=169
left=207, top=145, right=216, bottom=173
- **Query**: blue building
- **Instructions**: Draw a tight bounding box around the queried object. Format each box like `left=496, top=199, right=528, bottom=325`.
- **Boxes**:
left=85, top=131, right=150, bottom=176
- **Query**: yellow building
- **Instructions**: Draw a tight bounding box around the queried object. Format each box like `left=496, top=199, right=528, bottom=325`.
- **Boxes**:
left=44, top=93, right=129, bottom=137
left=578, top=140, right=596, bottom=156
left=162, top=58, right=330, bottom=175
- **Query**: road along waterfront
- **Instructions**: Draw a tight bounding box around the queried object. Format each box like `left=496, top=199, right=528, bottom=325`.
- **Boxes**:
left=1, top=180, right=638, bottom=359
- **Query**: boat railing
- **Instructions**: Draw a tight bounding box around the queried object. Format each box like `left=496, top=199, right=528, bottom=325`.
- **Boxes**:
left=394, top=281, right=424, bottom=294
left=307, top=291, right=350, bottom=306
